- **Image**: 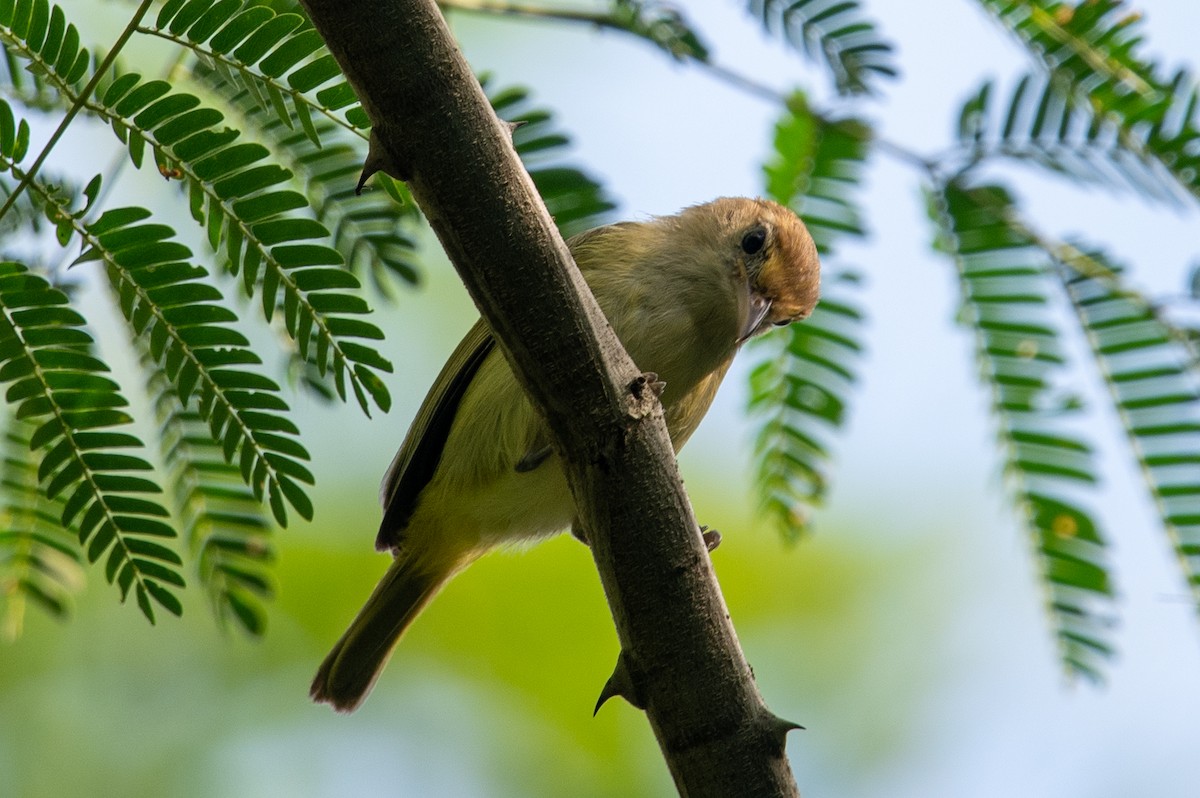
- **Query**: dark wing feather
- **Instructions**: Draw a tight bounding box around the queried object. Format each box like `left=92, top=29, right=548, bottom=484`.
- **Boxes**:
left=376, top=319, right=495, bottom=551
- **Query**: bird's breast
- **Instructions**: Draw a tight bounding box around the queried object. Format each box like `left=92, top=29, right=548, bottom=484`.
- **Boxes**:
left=608, top=285, right=739, bottom=404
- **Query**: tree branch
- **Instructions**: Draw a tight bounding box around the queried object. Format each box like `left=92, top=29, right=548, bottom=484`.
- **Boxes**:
left=297, top=0, right=800, bottom=793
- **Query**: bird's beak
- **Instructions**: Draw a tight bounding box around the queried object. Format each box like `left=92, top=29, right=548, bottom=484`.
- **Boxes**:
left=737, top=291, right=772, bottom=344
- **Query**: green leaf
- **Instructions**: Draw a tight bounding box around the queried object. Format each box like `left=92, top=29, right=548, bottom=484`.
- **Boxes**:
left=953, top=74, right=1185, bottom=204
left=748, top=92, right=870, bottom=539
left=764, top=92, right=869, bottom=254
left=41, top=56, right=398, bottom=415
left=85, top=209, right=315, bottom=530
left=977, top=0, right=1200, bottom=205
left=748, top=0, right=897, bottom=96
left=748, top=271, right=865, bottom=541
left=602, top=0, right=710, bottom=62
left=0, top=262, right=183, bottom=623
left=927, top=180, right=1115, bottom=680
left=1059, top=245, right=1200, bottom=616
left=0, top=416, right=82, bottom=639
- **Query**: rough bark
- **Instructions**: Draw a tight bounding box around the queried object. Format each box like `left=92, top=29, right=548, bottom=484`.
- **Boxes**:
left=298, top=1, right=801, bottom=793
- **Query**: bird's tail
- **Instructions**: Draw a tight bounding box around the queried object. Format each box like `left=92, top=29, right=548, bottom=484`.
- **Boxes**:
left=310, top=550, right=458, bottom=712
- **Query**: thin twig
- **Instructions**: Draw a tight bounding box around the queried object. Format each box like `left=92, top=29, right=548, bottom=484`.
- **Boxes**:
left=437, top=0, right=937, bottom=173
left=0, top=0, right=157, bottom=222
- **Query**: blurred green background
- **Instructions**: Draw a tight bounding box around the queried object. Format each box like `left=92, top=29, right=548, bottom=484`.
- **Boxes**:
left=0, top=419, right=965, bottom=798
left=4, top=1, right=1200, bottom=796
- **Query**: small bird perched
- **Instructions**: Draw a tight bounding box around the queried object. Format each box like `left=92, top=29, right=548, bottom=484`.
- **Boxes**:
left=311, top=197, right=820, bottom=712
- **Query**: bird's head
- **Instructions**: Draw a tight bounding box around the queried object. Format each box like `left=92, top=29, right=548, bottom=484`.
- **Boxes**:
left=679, top=197, right=821, bottom=344
left=569, top=197, right=821, bottom=378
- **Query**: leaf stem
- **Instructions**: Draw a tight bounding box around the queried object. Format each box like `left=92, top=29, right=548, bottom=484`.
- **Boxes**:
left=137, top=25, right=367, bottom=142
left=1024, top=5, right=1156, bottom=97
left=985, top=193, right=1199, bottom=361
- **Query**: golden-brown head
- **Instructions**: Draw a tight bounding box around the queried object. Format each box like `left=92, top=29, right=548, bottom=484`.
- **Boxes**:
left=689, top=197, right=821, bottom=342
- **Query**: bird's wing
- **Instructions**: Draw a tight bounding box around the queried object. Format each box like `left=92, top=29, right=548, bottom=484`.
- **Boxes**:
left=565, top=220, right=637, bottom=256
left=375, top=318, right=495, bottom=551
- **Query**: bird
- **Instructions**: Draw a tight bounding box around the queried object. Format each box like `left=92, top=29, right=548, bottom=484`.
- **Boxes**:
left=311, top=197, right=820, bottom=712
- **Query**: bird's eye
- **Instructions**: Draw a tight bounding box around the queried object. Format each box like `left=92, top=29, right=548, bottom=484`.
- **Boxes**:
left=741, top=228, right=767, bottom=255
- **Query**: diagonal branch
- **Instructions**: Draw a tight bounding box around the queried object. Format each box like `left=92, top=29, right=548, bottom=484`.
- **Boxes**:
left=297, top=0, right=800, bottom=793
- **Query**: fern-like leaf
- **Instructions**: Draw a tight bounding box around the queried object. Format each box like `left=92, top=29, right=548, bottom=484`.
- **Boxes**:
left=1, top=0, right=393, bottom=412
left=147, top=364, right=275, bottom=636
left=0, top=0, right=91, bottom=107
left=977, top=0, right=1200, bottom=204
left=748, top=272, right=864, bottom=539
left=955, top=74, right=1186, bottom=204
left=189, top=57, right=422, bottom=295
left=748, top=92, right=868, bottom=538
left=748, top=0, right=897, bottom=96
left=928, top=180, right=1114, bottom=680
left=606, top=0, right=711, bottom=62
left=148, top=0, right=369, bottom=138
left=99, top=73, right=392, bottom=412
left=0, top=415, right=82, bottom=638
left=0, top=261, right=183, bottom=622
left=1058, top=246, right=1200, bottom=609
left=78, top=206, right=314, bottom=527
left=764, top=94, right=869, bottom=246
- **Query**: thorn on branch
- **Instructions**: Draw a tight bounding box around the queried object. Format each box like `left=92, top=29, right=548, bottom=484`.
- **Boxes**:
left=504, top=119, right=527, bottom=137
left=357, top=131, right=412, bottom=194
left=594, top=650, right=645, bottom=715
left=761, top=710, right=805, bottom=752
